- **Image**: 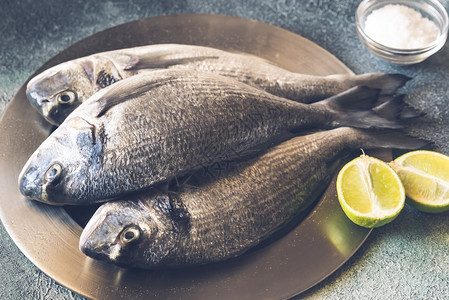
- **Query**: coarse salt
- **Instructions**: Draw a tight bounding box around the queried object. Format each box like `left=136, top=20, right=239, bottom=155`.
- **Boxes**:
left=364, top=4, right=439, bottom=49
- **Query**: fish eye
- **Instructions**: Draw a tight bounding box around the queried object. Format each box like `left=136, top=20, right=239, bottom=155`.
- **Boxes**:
left=120, top=226, right=140, bottom=244
left=44, top=163, right=62, bottom=184
left=56, top=90, right=77, bottom=105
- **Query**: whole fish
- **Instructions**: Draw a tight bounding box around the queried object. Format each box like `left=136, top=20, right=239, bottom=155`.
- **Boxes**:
left=79, top=127, right=425, bottom=269
left=19, top=69, right=405, bottom=206
left=25, top=43, right=409, bottom=125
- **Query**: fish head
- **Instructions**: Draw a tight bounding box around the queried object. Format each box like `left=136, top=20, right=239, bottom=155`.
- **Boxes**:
left=26, top=59, right=97, bottom=125
left=18, top=116, right=103, bottom=205
left=79, top=197, right=175, bottom=268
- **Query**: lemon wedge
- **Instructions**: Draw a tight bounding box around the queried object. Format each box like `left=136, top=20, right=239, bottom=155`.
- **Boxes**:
left=389, top=150, right=449, bottom=213
left=337, top=154, right=405, bottom=228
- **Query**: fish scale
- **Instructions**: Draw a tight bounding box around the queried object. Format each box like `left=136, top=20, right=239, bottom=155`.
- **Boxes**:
left=19, top=69, right=409, bottom=205
left=79, top=127, right=426, bottom=268
left=25, top=43, right=410, bottom=126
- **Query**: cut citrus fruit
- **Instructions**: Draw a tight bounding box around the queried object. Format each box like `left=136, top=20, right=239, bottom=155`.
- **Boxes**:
left=336, top=154, right=405, bottom=228
left=389, top=150, right=449, bottom=213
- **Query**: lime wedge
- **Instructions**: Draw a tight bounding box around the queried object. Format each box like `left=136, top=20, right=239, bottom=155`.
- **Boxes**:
left=389, top=150, right=449, bottom=213
left=337, top=154, right=405, bottom=228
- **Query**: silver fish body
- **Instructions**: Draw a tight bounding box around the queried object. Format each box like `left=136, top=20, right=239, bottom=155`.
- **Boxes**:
left=26, top=43, right=409, bottom=125
left=19, top=69, right=404, bottom=205
left=79, top=127, right=425, bottom=269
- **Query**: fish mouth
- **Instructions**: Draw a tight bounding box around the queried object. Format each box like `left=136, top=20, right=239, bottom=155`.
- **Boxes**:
left=79, top=210, right=125, bottom=263
left=80, top=238, right=122, bottom=264
left=79, top=211, right=114, bottom=259
left=80, top=241, right=114, bottom=262
left=18, top=166, right=44, bottom=201
left=18, top=166, right=61, bottom=205
left=25, top=89, right=59, bottom=125
left=79, top=210, right=107, bottom=248
left=26, top=83, right=69, bottom=126
left=25, top=84, right=45, bottom=108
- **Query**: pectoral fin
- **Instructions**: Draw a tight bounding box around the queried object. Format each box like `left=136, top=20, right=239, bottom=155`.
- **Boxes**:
left=93, top=77, right=170, bottom=118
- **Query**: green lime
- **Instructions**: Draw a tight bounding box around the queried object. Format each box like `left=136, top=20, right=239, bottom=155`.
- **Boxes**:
left=389, top=150, right=449, bottom=213
left=337, top=154, right=405, bottom=228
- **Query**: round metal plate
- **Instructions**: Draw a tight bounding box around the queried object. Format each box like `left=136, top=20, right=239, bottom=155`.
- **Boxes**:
left=0, top=14, right=374, bottom=299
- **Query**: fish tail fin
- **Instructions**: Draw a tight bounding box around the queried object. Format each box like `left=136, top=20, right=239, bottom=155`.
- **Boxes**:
left=348, top=73, right=411, bottom=95
left=317, top=85, right=415, bottom=130
left=374, top=94, right=425, bottom=121
left=343, top=127, right=430, bottom=151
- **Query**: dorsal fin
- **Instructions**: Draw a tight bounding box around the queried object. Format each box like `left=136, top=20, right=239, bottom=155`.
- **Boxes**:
left=124, top=54, right=219, bottom=70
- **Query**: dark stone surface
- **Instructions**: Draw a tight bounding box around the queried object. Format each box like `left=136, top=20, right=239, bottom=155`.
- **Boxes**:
left=1, top=0, right=448, bottom=299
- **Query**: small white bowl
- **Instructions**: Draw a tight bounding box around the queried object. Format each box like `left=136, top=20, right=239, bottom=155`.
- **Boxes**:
left=356, top=0, right=449, bottom=65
